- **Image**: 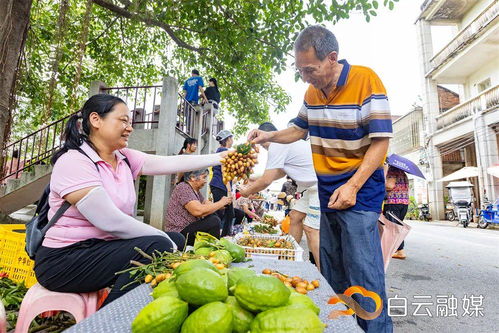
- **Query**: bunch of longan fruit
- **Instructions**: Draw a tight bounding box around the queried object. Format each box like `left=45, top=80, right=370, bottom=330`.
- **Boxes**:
left=220, top=142, right=258, bottom=184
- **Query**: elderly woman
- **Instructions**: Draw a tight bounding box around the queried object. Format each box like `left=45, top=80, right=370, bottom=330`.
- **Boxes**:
left=165, top=169, right=232, bottom=245
left=34, top=94, right=228, bottom=306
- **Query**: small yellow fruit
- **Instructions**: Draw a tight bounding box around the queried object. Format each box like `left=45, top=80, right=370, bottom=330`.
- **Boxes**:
left=209, top=257, right=219, bottom=264
left=144, top=274, right=153, bottom=283
left=295, top=287, right=308, bottom=294
left=296, top=281, right=308, bottom=289
left=155, top=274, right=167, bottom=282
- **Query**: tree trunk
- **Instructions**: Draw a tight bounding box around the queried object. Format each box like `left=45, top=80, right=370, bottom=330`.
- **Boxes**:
left=0, top=0, right=33, bottom=171
left=44, top=0, right=69, bottom=122
left=70, top=0, right=94, bottom=110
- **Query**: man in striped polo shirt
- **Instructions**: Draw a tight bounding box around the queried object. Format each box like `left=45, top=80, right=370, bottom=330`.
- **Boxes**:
left=248, top=25, right=393, bottom=332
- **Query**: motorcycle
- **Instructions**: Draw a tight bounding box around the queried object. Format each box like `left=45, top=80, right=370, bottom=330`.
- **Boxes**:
left=418, top=203, right=431, bottom=221
left=478, top=198, right=499, bottom=229
left=446, top=181, right=474, bottom=228
left=445, top=202, right=456, bottom=221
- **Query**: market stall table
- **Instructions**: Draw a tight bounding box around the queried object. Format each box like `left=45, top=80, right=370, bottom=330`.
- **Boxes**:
left=65, top=259, right=362, bottom=332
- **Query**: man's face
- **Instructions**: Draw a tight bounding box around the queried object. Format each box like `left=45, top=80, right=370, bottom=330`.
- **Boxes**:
left=295, top=47, right=337, bottom=90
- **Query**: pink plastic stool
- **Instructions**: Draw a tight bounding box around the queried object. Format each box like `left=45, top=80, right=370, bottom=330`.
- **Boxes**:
left=15, top=283, right=100, bottom=333
left=0, top=302, right=6, bottom=333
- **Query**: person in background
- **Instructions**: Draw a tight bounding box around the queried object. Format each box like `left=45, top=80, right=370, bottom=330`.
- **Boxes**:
left=176, top=138, right=198, bottom=184
left=209, top=129, right=234, bottom=236
left=235, top=194, right=261, bottom=222
left=178, top=138, right=198, bottom=156
left=203, top=78, right=221, bottom=110
left=2, top=149, right=25, bottom=182
left=165, top=169, right=231, bottom=246
left=270, top=194, right=277, bottom=211
left=383, top=165, right=409, bottom=259
left=263, top=189, right=271, bottom=210
left=281, top=176, right=298, bottom=197
left=183, top=69, right=207, bottom=105
left=34, top=94, right=228, bottom=306
left=276, top=192, right=286, bottom=211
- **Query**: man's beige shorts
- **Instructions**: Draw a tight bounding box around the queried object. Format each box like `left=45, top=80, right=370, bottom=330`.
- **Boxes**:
left=292, top=185, right=320, bottom=230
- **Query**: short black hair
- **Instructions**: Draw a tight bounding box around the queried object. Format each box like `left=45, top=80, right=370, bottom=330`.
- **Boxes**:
left=192, top=69, right=200, bottom=75
left=258, top=122, right=277, bottom=132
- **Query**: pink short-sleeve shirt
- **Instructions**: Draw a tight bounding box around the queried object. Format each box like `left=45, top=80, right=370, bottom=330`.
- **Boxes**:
left=43, top=142, right=146, bottom=248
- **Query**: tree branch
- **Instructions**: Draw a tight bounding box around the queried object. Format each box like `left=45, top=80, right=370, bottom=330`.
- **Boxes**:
left=93, top=0, right=205, bottom=52
left=214, top=1, right=294, bottom=59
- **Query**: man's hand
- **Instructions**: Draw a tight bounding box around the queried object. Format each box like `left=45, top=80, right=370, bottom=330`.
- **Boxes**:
left=327, top=183, right=359, bottom=210
left=220, top=196, right=233, bottom=206
left=247, top=129, right=273, bottom=145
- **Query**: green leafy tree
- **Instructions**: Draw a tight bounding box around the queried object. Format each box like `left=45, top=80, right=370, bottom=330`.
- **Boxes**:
left=10, top=0, right=400, bottom=140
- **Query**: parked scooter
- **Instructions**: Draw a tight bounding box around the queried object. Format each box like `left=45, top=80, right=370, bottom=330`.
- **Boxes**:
left=418, top=204, right=431, bottom=221
left=445, top=202, right=456, bottom=221
left=478, top=198, right=499, bottom=229
left=446, top=181, right=474, bottom=228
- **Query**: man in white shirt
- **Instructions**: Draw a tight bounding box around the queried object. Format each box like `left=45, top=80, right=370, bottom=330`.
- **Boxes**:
left=240, top=121, right=320, bottom=267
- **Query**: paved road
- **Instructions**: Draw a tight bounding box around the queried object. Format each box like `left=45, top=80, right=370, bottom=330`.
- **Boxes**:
left=386, top=221, right=499, bottom=332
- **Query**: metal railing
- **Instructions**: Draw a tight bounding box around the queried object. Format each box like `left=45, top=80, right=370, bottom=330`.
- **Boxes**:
left=436, top=84, right=499, bottom=130
left=176, top=94, right=197, bottom=137
left=215, top=118, right=224, bottom=134
left=429, top=1, right=499, bottom=74
left=201, top=109, right=210, bottom=136
left=101, top=85, right=162, bottom=130
left=1, top=113, right=73, bottom=181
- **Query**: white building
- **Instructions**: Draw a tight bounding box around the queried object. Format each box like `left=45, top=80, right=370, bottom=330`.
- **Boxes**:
left=416, top=0, right=499, bottom=219
left=390, top=106, right=429, bottom=204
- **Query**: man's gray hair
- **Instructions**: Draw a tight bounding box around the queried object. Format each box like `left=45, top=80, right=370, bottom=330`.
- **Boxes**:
left=294, top=25, right=339, bottom=60
left=183, top=169, right=209, bottom=182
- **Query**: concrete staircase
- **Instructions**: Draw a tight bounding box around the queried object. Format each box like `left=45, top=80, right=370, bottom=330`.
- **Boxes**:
left=0, top=165, right=52, bottom=215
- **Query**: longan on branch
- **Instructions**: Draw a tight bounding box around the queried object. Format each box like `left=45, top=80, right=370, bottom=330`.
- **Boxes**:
left=220, top=142, right=259, bottom=184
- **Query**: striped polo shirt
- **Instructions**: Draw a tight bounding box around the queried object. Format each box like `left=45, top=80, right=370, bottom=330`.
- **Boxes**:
left=293, top=59, right=393, bottom=213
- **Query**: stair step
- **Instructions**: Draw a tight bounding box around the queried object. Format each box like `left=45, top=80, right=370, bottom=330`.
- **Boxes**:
left=34, top=164, right=52, bottom=177
left=5, top=179, right=21, bottom=193
left=19, top=169, right=36, bottom=184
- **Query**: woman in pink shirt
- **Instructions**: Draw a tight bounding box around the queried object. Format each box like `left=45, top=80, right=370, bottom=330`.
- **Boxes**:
left=33, top=94, right=228, bottom=306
